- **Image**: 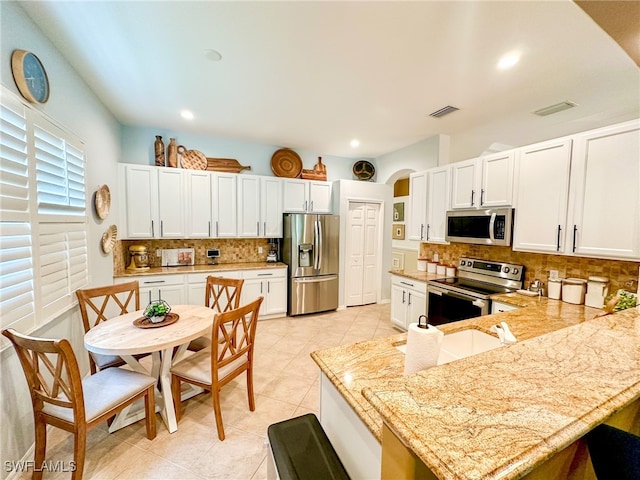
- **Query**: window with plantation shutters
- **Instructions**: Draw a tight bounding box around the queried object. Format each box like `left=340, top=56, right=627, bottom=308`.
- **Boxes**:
left=0, top=88, right=88, bottom=333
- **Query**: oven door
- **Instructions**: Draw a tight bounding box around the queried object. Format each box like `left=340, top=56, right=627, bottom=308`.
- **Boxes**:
left=427, top=285, right=489, bottom=326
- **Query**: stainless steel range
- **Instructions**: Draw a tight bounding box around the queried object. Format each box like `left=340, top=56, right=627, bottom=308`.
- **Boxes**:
left=427, top=257, right=524, bottom=326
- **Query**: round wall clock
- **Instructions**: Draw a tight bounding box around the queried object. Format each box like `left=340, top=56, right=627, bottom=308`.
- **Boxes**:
left=11, top=49, right=50, bottom=104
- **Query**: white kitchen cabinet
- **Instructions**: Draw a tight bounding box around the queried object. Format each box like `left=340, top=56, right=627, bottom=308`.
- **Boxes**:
left=390, top=275, right=427, bottom=330
left=450, top=153, right=514, bottom=210
left=283, top=179, right=332, bottom=213
left=185, top=170, right=212, bottom=238
left=568, top=120, right=640, bottom=260
left=261, top=176, right=283, bottom=237
left=157, top=168, right=186, bottom=238
left=119, top=164, right=159, bottom=239
left=491, top=301, right=519, bottom=314
left=512, top=138, right=573, bottom=253
left=237, top=175, right=261, bottom=237
left=450, top=158, right=479, bottom=209
left=116, top=274, right=186, bottom=307
left=238, top=175, right=284, bottom=238
left=425, top=166, right=450, bottom=243
left=186, top=271, right=242, bottom=305
left=407, top=171, right=427, bottom=241
left=240, top=268, right=287, bottom=319
left=212, top=172, right=237, bottom=237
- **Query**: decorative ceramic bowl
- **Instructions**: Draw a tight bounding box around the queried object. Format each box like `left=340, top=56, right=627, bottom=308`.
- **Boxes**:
left=143, top=300, right=171, bottom=324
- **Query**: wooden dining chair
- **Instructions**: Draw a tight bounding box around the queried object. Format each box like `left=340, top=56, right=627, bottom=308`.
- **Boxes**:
left=2, top=328, right=156, bottom=480
left=76, top=281, right=142, bottom=374
left=171, top=296, right=263, bottom=440
left=187, top=276, right=245, bottom=352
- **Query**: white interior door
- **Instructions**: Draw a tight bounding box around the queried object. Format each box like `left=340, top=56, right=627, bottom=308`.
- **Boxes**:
left=346, top=202, right=380, bottom=307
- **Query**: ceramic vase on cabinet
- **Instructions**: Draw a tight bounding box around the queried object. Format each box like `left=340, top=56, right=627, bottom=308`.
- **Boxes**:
left=154, top=135, right=165, bottom=166
left=167, top=138, right=178, bottom=167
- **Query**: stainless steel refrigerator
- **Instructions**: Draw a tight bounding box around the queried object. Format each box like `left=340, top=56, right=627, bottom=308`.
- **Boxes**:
left=283, top=213, right=339, bottom=316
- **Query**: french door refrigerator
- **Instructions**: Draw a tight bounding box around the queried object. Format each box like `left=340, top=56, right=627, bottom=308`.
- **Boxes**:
left=283, top=213, right=339, bottom=316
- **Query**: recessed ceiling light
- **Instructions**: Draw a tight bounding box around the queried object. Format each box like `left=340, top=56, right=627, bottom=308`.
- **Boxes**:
left=204, top=49, right=222, bottom=62
left=350, top=139, right=360, bottom=148
left=180, top=110, right=194, bottom=120
left=497, top=52, right=520, bottom=70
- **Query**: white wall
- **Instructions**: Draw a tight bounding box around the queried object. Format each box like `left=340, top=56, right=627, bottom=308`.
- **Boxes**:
left=1, top=3, right=122, bottom=474
left=374, top=135, right=440, bottom=184
left=333, top=180, right=393, bottom=307
left=121, top=125, right=362, bottom=182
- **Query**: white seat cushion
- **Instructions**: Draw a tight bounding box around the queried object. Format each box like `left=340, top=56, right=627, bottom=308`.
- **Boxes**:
left=42, top=368, right=155, bottom=423
left=171, top=349, right=248, bottom=385
left=91, top=352, right=123, bottom=369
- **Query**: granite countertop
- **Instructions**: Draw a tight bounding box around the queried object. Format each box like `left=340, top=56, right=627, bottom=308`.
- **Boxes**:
left=114, top=262, right=287, bottom=278
left=389, top=269, right=447, bottom=283
left=311, top=301, right=640, bottom=480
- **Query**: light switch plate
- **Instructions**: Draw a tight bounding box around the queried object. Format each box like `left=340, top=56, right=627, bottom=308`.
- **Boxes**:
left=549, top=269, right=559, bottom=280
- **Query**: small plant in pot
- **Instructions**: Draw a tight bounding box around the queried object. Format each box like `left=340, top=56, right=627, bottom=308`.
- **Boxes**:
left=144, top=300, right=171, bottom=323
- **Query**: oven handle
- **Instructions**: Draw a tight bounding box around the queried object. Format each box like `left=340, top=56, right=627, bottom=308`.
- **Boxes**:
left=429, top=285, right=483, bottom=304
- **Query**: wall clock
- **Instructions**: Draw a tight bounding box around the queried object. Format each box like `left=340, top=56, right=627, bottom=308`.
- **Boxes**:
left=11, top=49, right=50, bottom=104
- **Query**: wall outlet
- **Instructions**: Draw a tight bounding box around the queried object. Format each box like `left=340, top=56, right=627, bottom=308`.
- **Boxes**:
left=258, top=246, right=263, bottom=254
left=156, top=249, right=162, bottom=257
left=549, top=269, right=559, bottom=280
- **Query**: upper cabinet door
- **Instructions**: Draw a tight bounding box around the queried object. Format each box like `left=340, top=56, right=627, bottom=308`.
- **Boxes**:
left=450, top=158, right=479, bottom=209
left=408, top=171, right=427, bottom=241
left=481, top=151, right=514, bottom=207
left=569, top=120, right=640, bottom=260
left=212, top=173, right=237, bottom=237
left=512, top=139, right=572, bottom=253
left=157, top=168, right=185, bottom=238
left=426, top=166, right=450, bottom=243
left=282, top=179, right=308, bottom=212
left=308, top=181, right=332, bottom=213
left=120, top=164, right=158, bottom=239
left=237, top=175, right=261, bottom=237
left=185, top=170, right=212, bottom=238
left=261, top=177, right=283, bottom=237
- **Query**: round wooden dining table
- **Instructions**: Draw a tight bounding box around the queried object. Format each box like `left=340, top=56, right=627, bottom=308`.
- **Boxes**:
left=84, top=304, right=215, bottom=433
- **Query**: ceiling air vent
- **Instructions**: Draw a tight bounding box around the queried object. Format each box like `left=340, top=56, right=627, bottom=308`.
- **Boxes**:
left=533, top=101, right=577, bottom=117
left=429, top=105, right=459, bottom=118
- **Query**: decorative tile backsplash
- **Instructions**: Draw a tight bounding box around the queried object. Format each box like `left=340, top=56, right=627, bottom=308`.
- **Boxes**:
left=114, top=238, right=273, bottom=271
left=419, top=243, right=640, bottom=294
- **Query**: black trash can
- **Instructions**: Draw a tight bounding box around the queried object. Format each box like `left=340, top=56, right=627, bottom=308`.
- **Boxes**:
left=267, top=413, right=350, bottom=480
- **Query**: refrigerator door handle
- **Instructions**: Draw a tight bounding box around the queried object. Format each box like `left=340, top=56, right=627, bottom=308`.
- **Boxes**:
left=293, top=275, right=337, bottom=283
left=313, top=219, right=320, bottom=270
left=317, top=218, right=323, bottom=270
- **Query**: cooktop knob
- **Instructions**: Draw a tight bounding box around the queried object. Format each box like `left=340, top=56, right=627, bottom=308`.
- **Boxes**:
left=513, top=268, right=519, bottom=275
left=503, top=266, right=510, bottom=273
left=467, top=261, right=473, bottom=267
left=460, top=260, right=466, bottom=266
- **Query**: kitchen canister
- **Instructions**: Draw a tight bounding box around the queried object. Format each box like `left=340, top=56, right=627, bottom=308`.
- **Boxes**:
left=562, top=278, right=587, bottom=304
left=446, top=266, right=457, bottom=277
left=548, top=278, right=562, bottom=300
left=585, top=276, right=609, bottom=308
left=436, top=264, right=447, bottom=275
left=417, top=258, right=428, bottom=272
left=427, top=262, right=437, bottom=274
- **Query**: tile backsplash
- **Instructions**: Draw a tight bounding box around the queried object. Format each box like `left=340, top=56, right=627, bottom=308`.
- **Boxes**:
left=114, top=238, right=273, bottom=272
left=419, top=243, right=640, bottom=294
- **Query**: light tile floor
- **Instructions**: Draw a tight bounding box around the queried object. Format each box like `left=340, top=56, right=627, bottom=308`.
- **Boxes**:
left=22, top=303, right=394, bottom=480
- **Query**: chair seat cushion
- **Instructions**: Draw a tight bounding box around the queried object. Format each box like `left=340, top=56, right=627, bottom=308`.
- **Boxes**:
left=187, top=336, right=211, bottom=352
left=91, top=352, right=124, bottom=369
left=42, top=368, right=155, bottom=423
left=171, top=349, right=248, bottom=386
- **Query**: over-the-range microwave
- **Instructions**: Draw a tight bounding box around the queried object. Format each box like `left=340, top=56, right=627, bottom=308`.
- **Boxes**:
left=445, top=207, right=514, bottom=246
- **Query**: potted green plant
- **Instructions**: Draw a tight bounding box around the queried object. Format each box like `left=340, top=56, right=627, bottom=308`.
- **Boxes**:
left=144, top=299, right=171, bottom=323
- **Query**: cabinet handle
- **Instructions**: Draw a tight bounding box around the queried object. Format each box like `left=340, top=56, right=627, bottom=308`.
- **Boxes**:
left=402, top=290, right=406, bottom=304
left=303, top=200, right=308, bottom=211
left=208, top=221, right=211, bottom=237
left=480, top=189, right=485, bottom=206
left=408, top=292, right=412, bottom=306
left=267, top=281, right=270, bottom=294
left=310, top=200, right=314, bottom=211
left=260, top=282, right=263, bottom=294
left=148, top=291, right=152, bottom=303
left=160, top=220, right=164, bottom=237
left=258, top=273, right=273, bottom=276
left=426, top=224, right=430, bottom=241
left=400, top=281, right=414, bottom=287
left=572, top=225, right=577, bottom=252
left=471, top=190, right=475, bottom=206
left=216, top=221, right=219, bottom=237
left=263, top=222, right=266, bottom=236
left=556, top=225, right=562, bottom=251
left=420, top=224, right=424, bottom=240
left=257, top=221, right=260, bottom=236
left=151, top=220, right=155, bottom=237
left=143, top=280, right=165, bottom=285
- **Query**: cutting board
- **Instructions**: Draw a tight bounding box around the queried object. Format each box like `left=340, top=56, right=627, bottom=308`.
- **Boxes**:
left=206, top=158, right=251, bottom=173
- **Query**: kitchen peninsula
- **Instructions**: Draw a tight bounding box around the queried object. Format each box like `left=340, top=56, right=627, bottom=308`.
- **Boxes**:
left=311, top=299, right=640, bottom=479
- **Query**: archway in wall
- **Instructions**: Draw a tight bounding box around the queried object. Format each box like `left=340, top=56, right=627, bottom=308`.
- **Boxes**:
left=386, top=168, right=419, bottom=271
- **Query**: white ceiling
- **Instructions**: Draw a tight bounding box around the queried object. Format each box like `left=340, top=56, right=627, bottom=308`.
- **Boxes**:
left=20, top=1, right=640, bottom=160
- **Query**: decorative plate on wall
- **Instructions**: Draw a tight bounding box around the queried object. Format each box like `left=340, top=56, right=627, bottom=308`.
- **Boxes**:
left=353, top=160, right=375, bottom=181
left=271, top=148, right=303, bottom=178
left=94, top=184, right=111, bottom=219
left=101, top=224, right=117, bottom=253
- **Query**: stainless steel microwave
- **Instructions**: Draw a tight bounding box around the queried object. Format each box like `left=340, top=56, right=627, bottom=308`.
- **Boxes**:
left=445, top=208, right=514, bottom=246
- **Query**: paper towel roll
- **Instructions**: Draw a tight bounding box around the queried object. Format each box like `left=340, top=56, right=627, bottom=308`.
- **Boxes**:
left=404, top=323, right=444, bottom=375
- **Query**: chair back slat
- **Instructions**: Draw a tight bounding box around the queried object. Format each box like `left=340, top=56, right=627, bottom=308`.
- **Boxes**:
left=2, top=329, right=84, bottom=419
left=211, top=296, right=263, bottom=379
left=76, top=281, right=140, bottom=331
left=205, top=276, right=244, bottom=313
